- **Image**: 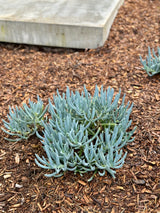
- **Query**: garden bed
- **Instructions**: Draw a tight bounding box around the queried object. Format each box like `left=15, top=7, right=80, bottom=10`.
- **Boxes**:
left=0, top=0, right=160, bottom=212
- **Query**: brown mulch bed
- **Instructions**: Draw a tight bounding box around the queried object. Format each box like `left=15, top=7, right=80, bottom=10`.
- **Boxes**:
left=0, top=0, right=160, bottom=212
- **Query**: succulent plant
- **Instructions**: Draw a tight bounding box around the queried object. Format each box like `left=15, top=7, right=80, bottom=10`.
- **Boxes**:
left=1, top=96, right=48, bottom=141
left=2, top=86, right=136, bottom=180
left=35, top=86, right=136, bottom=180
left=140, top=46, right=160, bottom=76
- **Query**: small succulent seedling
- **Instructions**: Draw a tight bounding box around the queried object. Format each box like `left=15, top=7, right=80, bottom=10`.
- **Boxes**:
left=35, top=86, right=136, bottom=180
left=2, top=96, right=48, bottom=141
left=140, top=46, right=160, bottom=76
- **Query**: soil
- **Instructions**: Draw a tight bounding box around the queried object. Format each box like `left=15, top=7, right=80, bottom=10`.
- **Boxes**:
left=0, top=0, right=160, bottom=212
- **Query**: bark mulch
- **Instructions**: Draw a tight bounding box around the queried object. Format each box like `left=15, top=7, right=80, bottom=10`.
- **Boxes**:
left=0, top=0, right=160, bottom=212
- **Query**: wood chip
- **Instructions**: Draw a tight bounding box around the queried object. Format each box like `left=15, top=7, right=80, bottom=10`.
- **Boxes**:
left=37, top=202, right=43, bottom=211
left=133, top=179, right=145, bottom=185
left=15, top=153, right=20, bottom=164
left=111, top=207, right=116, bottom=213
left=3, top=174, right=11, bottom=179
left=141, top=188, right=152, bottom=194
left=116, top=186, right=124, bottom=190
left=83, top=194, right=90, bottom=203
left=15, top=183, right=23, bottom=188
left=11, top=203, right=21, bottom=208
left=77, top=180, right=87, bottom=186
left=104, top=196, right=109, bottom=203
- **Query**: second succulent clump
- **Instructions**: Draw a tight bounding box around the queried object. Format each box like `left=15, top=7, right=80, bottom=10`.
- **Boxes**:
left=140, top=46, right=160, bottom=76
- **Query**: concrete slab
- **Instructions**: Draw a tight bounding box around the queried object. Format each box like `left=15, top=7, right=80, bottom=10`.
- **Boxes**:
left=0, top=0, right=124, bottom=49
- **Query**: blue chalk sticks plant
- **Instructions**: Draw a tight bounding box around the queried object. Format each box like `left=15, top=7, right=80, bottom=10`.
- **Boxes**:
left=1, top=96, right=48, bottom=142
left=2, top=85, right=136, bottom=181
left=140, top=46, right=160, bottom=76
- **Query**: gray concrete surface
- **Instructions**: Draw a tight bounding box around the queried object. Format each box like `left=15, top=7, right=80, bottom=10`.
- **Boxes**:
left=0, top=0, right=124, bottom=49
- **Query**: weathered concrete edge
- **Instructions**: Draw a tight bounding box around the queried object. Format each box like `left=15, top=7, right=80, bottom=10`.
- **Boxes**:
left=0, top=0, right=124, bottom=49
left=0, top=20, right=104, bottom=49
left=103, top=0, right=124, bottom=44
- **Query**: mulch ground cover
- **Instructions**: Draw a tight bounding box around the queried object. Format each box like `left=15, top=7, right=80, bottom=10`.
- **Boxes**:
left=0, top=0, right=160, bottom=212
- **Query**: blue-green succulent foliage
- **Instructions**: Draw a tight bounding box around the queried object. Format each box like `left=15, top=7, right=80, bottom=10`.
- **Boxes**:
left=2, top=96, right=48, bottom=142
left=140, top=46, right=160, bottom=76
left=2, top=86, right=136, bottom=180
left=35, top=86, right=136, bottom=179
